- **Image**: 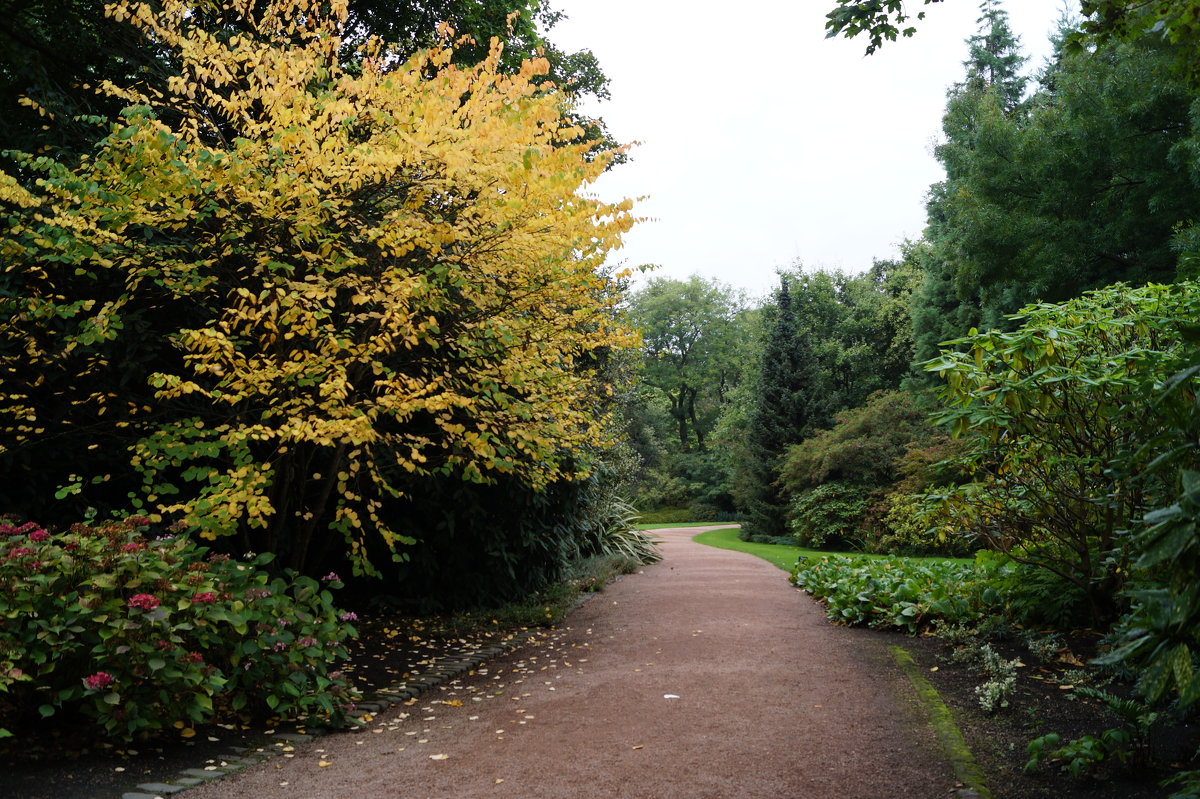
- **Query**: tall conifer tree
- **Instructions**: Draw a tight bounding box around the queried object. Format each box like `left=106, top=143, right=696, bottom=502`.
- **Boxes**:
left=739, top=277, right=823, bottom=540
left=913, top=0, right=1029, bottom=366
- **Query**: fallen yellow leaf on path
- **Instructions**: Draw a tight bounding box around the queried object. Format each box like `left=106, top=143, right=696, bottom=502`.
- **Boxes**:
left=318, top=761, right=332, bottom=767
left=430, top=753, right=449, bottom=760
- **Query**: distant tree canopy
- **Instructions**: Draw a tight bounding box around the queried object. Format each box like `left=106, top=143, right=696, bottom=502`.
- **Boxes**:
left=732, top=257, right=920, bottom=541
left=627, top=276, right=747, bottom=452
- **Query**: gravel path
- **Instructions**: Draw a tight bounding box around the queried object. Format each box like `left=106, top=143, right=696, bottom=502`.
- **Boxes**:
left=182, top=526, right=954, bottom=799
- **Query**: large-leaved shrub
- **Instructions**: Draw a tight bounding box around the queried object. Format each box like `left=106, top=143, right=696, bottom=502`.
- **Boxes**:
left=790, top=554, right=987, bottom=633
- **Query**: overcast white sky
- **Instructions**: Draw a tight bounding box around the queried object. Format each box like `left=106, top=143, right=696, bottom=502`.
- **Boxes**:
left=549, top=1, right=1070, bottom=299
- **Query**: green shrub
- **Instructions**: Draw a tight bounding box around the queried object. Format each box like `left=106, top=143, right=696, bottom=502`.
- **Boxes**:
left=787, top=482, right=871, bottom=549
left=778, top=390, right=940, bottom=491
left=0, top=516, right=358, bottom=740
left=878, top=491, right=974, bottom=557
left=635, top=507, right=696, bottom=525
left=927, top=282, right=1198, bottom=624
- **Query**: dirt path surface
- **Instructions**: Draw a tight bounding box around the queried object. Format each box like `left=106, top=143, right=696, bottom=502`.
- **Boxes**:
left=184, top=526, right=954, bottom=799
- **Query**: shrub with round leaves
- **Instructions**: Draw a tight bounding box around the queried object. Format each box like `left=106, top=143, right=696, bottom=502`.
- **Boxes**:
left=0, top=516, right=358, bottom=740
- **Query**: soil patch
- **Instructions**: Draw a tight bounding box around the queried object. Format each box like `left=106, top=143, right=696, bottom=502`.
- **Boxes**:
left=896, top=628, right=1200, bottom=798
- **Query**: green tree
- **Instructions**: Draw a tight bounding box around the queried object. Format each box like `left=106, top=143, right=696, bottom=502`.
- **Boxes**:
left=827, top=0, right=1200, bottom=79
left=622, top=276, right=755, bottom=518
left=960, top=0, right=1028, bottom=110
left=808, top=258, right=922, bottom=407
left=729, top=258, right=921, bottom=539
left=912, top=1, right=1031, bottom=364
left=628, top=276, right=747, bottom=452
left=929, top=35, right=1195, bottom=355
left=738, top=277, right=825, bottom=540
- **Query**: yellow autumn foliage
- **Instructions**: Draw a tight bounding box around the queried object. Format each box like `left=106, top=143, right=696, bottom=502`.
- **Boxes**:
left=0, top=0, right=639, bottom=573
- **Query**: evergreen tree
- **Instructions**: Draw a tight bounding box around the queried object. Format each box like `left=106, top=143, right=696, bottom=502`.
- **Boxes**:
left=960, top=0, right=1028, bottom=111
left=913, top=0, right=1030, bottom=366
left=739, top=278, right=824, bottom=541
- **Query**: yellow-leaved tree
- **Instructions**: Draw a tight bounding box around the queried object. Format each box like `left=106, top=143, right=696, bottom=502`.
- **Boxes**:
left=0, top=0, right=638, bottom=575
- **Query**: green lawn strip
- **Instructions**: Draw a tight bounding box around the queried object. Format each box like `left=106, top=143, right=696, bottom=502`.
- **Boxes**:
left=691, top=527, right=809, bottom=570
left=637, top=521, right=741, bottom=530
left=692, top=526, right=972, bottom=571
left=889, top=645, right=993, bottom=799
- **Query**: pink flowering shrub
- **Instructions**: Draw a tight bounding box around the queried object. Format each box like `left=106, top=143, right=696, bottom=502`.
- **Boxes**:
left=0, top=516, right=358, bottom=741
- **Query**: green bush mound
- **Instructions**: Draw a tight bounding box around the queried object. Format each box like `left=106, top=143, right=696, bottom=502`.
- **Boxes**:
left=0, top=516, right=358, bottom=741
left=636, top=507, right=717, bottom=525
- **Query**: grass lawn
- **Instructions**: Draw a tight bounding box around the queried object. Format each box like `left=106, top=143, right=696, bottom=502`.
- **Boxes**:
left=636, top=521, right=742, bottom=530
left=690, top=526, right=968, bottom=571
left=690, top=527, right=813, bottom=570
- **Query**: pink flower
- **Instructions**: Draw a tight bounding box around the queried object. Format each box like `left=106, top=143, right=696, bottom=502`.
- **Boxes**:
left=7, top=547, right=32, bottom=559
left=127, top=593, right=160, bottom=611
left=338, top=612, right=358, bottom=622
left=181, top=652, right=204, bottom=664
left=122, top=542, right=143, bottom=552
left=84, top=671, right=114, bottom=690
left=28, top=529, right=48, bottom=542
left=129, top=516, right=150, bottom=527
left=298, top=637, right=318, bottom=648
left=321, top=572, right=340, bottom=582
left=191, top=591, right=218, bottom=604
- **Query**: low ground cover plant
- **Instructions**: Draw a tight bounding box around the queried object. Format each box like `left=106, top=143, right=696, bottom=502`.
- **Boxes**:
left=790, top=554, right=987, bottom=633
left=0, top=515, right=358, bottom=741
left=790, top=548, right=1095, bottom=634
